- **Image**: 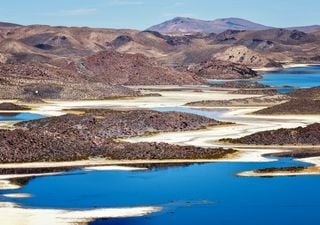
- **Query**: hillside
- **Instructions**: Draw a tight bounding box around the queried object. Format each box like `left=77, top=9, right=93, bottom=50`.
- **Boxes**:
left=80, top=50, right=203, bottom=85
left=148, top=17, right=272, bottom=34
left=222, top=123, right=320, bottom=145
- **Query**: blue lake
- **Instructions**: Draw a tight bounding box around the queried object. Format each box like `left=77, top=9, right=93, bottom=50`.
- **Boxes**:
left=2, top=158, right=320, bottom=225
left=1, top=66, right=320, bottom=224
left=259, top=66, right=320, bottom=88
left=0, top=112, right=46, bottom=121
left=209, top=65, right=320, bottom=91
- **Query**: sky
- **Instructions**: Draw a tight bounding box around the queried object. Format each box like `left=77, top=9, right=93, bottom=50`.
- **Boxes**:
left=1, top=0, right=319, bottom=29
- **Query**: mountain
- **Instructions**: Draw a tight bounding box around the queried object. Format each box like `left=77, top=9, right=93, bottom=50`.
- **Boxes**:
left=288, top=25, right=320, bottom=33
left=0, top=22, right=21, bottom=27
left=147, top=17, right=272, bottom=34
left=80, top=50, right=203, bottom=85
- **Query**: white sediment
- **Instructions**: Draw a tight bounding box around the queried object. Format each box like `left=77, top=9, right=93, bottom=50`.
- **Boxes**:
left=238, top=156, right=320, bottom=177
left=3, top=193, right=31, bottom=198
left=83, top=165, right=148, bottom=171
left=253, top=63, right=320, bottom=72
left=0, top=202, right=161, bottom=225
left=0, top=88, right=319, bottom=223
left=30, top=89, right=260, bottom=116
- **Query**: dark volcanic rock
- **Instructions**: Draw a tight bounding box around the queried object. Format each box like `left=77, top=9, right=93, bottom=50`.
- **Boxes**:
left=185, top=60, right=258, bottom=80
left=222, top=123, right=320, bottom=145
left=0, top=102, right=30, bottom=110
left=266, top=148, right=320, bottom=159
left=210, top=81, right=267, bottom=89
left=23, top=83, right=63, bottom=99
left=255, top=166, right=306, bottom=173
left=186, top=95, right=288, bottom=107
left=289, top=87, right=320, bottom=100
left=112, top=35, right=133, bottom=47
left=82, top=50, right=203, bottom=85
left=18, top=109, right=221, bottom=139
left=255, top=99, right=320, bottom=115
left=0, top=109, right=232, bottom=163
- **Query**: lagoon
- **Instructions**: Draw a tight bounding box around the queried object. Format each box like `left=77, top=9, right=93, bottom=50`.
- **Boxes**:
left=0, top=112, right=46, bottom=122
left=259, top=66, right=320, bottom=88
left=2, top=158, right=320, bottom=225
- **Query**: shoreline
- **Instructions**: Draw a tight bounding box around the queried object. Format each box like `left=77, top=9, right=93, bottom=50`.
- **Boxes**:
left=253, top=63, right=320, bottom=72
left=0, top=202, right=161, bottom=225
left=238, top=157, right=320, bottom=177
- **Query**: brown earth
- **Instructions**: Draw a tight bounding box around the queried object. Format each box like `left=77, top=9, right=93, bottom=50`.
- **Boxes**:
left=254, top=99, right=320, bottom=114
left=265, top=148, right=320, bottom=159
left=0, top=109, right=233, bottom=163
left=254, top=167, right=306, bottom=174
left=186, top=95, right=289, bottom=107
left=81, top=50, right=203, bottom=85
left=0, top=79, right=140, bottom=100
left=221, top=123, right=320, bottom=145
left=0, top=102, right=30, bottom=110
left=210, top=81, right=268, bottom=89
left=180, top=60, right=259, bottom=80
left=253, top=87, right=320, bottom=115
left=289, top=87, right=320, bottom=100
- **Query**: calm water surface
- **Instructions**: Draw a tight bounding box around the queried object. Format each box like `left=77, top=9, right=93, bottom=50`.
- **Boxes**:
left=1, top=67, right=320, bottom=224
left=209, top=66, right=320, bottom=91
left=0, top=112, right=46, bottom=121
left=1, top=158, right=319, bottom=225
left=260, top=66, right=320, bottom=88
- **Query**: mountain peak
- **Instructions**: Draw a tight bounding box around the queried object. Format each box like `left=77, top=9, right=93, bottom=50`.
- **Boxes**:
left=147, top=17, right=272, bottom=34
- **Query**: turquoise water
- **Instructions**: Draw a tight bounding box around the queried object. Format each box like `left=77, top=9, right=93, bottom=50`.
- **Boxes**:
left=0, top=112, right=46, bottom=121
left=260, top=66, right=320, bottom=88
left=209, top=66, right=320, bottom=90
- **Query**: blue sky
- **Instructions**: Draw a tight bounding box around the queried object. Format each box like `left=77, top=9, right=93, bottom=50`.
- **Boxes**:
left=1, top=0, right=319, bottom=29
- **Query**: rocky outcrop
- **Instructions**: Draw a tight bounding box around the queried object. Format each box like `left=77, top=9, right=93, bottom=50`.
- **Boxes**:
left=18, top=109, right=221, bottom=138
left=254, top=87, right=320, bottom=115
left=210, top=81, right=268, bottom=88
left=0, top=109, right=232, bottom=163
left=184, top=60, right=258, bottom=80
left=147, top=17, right=271, bottom=34
left=0, top=102, right=30, bottom=110
left=221, top=123, right=320, bottom=145
left=255, top=99, right=320, bottom=114
left=289, top=87, right=320, bottom=100
left=0, top=80, right=140, bottom=100
left=0, top=63, right=82, bottom=82
left=82, top=50, right=203, bottom=85
left=186, top=95, right=289, bottom=107
left=214, top=45, right=282, bottom=68
left=266, top=148, right=320, bottom=159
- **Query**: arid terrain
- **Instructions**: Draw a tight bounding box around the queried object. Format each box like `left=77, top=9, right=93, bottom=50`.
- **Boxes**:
left=0, top=109, right=235, bottom=163
left=0, top=19, right=319, bottom=103
left=0, top=15, right=320, bottom=225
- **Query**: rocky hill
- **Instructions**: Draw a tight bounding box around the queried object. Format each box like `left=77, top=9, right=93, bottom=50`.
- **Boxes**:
left=214, top=45, right=281, bottom=68
left=254, top=87, right=320, bottom=114
left=81, top=50, right=203, bottom=85
left=221, top=123, right=320, bottom=145
left=148, top=17, right=272, bottom=34
left=0, top=109, right=234, bottom=163
left=289, top=86, right=320, bottom=100
left=0, top=21, right=318, bottom=92
left=182, top=59, right=259, bottom=79
left=255, top=99, right=320, bottom=114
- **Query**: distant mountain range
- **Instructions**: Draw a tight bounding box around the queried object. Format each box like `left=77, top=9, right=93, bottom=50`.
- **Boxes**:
left=0, top=22, right=21, bottom=27
left=147, top=17, right=320, bottom=34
